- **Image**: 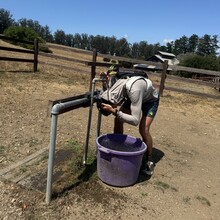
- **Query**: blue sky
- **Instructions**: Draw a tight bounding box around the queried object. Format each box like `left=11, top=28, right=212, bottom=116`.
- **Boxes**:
left=1, top=0, right=220, bottom=45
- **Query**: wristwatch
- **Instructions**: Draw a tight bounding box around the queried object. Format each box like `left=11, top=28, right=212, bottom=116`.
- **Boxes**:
left=112, top=109, right=118, bottom=117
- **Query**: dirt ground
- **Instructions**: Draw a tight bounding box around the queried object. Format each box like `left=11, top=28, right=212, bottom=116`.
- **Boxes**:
left=0, top=63, right=220, bottom=220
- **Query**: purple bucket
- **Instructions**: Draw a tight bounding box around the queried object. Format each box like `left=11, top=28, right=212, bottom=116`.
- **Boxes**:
left=96, top=133, right=147, bottom=187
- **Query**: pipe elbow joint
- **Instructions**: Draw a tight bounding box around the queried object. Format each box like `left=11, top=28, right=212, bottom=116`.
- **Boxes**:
left=51, top=103, right=64, bottom=115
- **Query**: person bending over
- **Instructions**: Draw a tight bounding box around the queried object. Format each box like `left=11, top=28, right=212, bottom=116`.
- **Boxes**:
left=98, top=70, right=160, bottom=175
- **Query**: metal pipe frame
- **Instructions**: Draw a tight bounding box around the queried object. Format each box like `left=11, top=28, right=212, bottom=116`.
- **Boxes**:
left=46, top=97, right=90, bottom=204
left=46, top=77, right=106, bottom=204
left=83, top=78, right=103, bottom=164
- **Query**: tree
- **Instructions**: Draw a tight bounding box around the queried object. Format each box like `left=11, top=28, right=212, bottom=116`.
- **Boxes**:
left=0, top=8, right=15, bottom=34
left=4, top=26, right=40, bottom=42
left=115, top=38, right=130, bottom=57
left=54, top=29, right=66, bottom=45
left=197, top=34, right=219, bottom=56
left=188, top=34, right=199, bottom=53
left=108, top=36, right=117, bottom=55
left=173, top=35, right=188, bottom=55
left=89, top=35, right=109, bottom=53
left=73, top=33, right=82, bottom=48
left=81, top=33, right=89, bottom=49
left=65, top=34, right=74, bottom=47
left=3, top=26, right=44, bottom=51
left=130, top=42, right=140, bottom=59
left=166, top=41, right=174, bottom=53
left=18, top=18, right=53, bottom=42
left=41, top=25, right=53, bottom=43
left=178, top=53, right=219, bottom=77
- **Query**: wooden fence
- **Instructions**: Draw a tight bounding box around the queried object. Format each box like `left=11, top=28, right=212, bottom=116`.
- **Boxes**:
left=0, top=35, right=38, bottom=72
left=41, top=43, right=220, bottom=92
left=1, top=35, right=220, bottom=94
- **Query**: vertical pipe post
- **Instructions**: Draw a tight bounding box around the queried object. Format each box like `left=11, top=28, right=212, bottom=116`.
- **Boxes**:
left=97, top=111, right=102, bottom=137
left=159, top=60, right=168, bottom=96
left=89, top=49, right=97, bottom=91
left=46, top=114, right=58, bottom=204
left=83, top=79, right=96, bottom=164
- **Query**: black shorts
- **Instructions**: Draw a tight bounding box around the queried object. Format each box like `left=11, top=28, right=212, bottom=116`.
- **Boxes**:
left=122, top=98, right=160, bottom=118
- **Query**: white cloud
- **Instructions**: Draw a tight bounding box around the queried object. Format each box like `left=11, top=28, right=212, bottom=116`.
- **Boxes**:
left=163, top=38, right=174, bottom=44
left=124, top=34, right=128, bottom=39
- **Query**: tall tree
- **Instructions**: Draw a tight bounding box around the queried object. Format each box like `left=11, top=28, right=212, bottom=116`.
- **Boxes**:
left=115, top=38, right=130, bottom=56
left=18, top=18, right=53, bottom=42
left=108, top=36, right=117, bottom=55
left=73, top=33, right=82, bottom=48
left=130, top=42, right=140, bottom=59
left=41, top=25, right=53, bottom=42
left=54, top=29, right=66, bottom=45
left=166, top=41, right=174, bottom=53
left=65, top=34, right=74, bottom=47
left=0, top=8, right=15, bottom=34
left=173, top=35, right=188, bottom=54
left=137, top=41, right=147, bottom=59
left=81, top=33, right=89, bottom=49
left=188, top=34, right=199, bottom=53
left=197, top=34, right=219, bottom=56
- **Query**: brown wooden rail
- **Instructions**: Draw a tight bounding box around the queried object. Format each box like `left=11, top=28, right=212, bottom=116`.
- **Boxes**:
left=0, top=35, right=38, bottom=72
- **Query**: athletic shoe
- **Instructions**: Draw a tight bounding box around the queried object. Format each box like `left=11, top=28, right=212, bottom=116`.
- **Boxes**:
left=142, top=161, right=155, bottom=176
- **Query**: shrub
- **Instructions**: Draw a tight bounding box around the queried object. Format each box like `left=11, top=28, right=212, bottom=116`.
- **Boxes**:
left=176, top=53, right=220, bottom=78
left=3, top=26, right=52, bottom=53
left=103, top=57, right=111, bottom=62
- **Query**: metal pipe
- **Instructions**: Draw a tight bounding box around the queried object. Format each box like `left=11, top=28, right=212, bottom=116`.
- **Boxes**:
left=46, top=113, right=58, bottom=204
left=46, top=97, right=89, bottom=204
left=97, top=111, right=102, bottom=137
left=83, top=78, right=103, bottom=164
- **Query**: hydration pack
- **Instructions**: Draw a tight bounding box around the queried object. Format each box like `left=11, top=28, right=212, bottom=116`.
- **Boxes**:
left=109, top=69, right=148, bottom=87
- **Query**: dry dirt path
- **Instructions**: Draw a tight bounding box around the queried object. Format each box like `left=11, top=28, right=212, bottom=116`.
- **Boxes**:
left=0, top=72, right=220, bottom=220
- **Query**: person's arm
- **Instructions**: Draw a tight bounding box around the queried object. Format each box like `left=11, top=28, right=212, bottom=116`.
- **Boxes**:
left=117, top=90, right=143, bottom=126
left=100, top=71, right=109, bottom=91
left=100, top=79, right=146, bottom=126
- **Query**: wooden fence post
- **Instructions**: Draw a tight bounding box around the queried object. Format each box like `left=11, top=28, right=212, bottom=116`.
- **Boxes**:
left=34, top=39, right=39, bottom=72
left=159, top=60, right=168, bottom=96
left=89, top=49, right=97, bottom=91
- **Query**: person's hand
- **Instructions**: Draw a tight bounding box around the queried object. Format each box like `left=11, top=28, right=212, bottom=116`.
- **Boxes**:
left=101, top=103, right=115, bottom=114
left=100, top=72, right=109, bottom=90
left=100, top=71, right=108, bottom=79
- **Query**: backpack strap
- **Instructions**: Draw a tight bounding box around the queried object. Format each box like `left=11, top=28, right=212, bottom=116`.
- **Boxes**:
left=116, top=70, right=148, bottom=79
left=126, top=77, right=148, bottom=92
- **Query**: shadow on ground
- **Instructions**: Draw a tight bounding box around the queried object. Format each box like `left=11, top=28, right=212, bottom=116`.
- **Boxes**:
left=138, top=147, right=164, bottom=183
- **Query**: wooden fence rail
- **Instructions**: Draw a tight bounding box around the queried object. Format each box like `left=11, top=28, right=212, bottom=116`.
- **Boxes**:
left=0, top=35, right=38, bottom=72
left=1, top=35, right=220, bottom=93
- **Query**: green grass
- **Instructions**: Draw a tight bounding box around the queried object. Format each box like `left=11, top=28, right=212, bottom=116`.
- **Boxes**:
left=0, top=145, right=5, bottom=154
left=26, top=138, right=40, bottom=147
left=141, top=192, right=148, bottom=197
left=154, top=180, right=178, bottom=193
left=19, top=164, right=28, bottom=173
left=183, top=196, right=191, bottom=204
left=196, top=196, right=211, bottom=206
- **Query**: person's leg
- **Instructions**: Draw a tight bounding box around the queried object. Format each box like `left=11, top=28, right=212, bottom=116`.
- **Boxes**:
left=139, top=115, right=156, bottom=175
left=114, top=116, right=124, bottom=133
left=139, top=115, right=154, bottom=160
left=114, top=105, right=130, bottom=134
left=140, top=98, right=159, bottom=166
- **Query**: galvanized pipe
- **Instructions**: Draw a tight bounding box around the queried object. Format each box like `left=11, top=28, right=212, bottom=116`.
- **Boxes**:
left=46, top=113, right=58, bottom=204
left=46, top=97, right=89, bottom=204
left=97, top=111, right=102, bottom=138
left=83, top=78, right=103, bottom=164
